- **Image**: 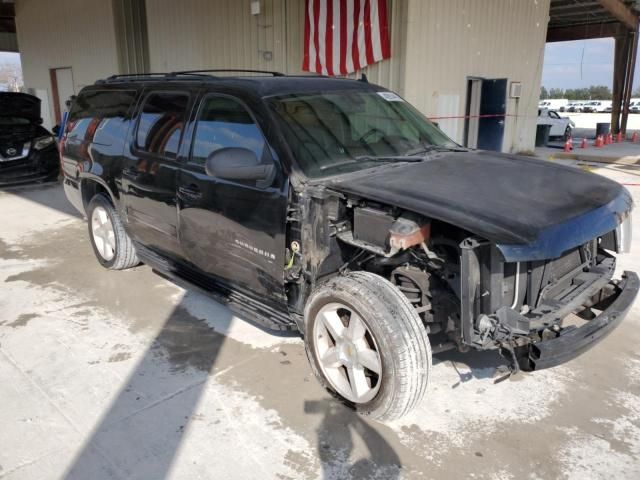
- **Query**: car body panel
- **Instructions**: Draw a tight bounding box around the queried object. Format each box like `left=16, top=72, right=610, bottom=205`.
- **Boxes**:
left=327, top=150, right=630, bottom=259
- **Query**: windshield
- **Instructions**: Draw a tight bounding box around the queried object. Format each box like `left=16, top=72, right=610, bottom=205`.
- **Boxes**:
left=0, top=116, right=31, bottom=126
left=268, top=90, right=458, bottom=178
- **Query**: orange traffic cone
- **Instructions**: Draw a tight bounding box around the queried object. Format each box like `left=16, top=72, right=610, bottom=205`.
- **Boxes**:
left=563, top=137, right=573, bottom=152
left=595, top=135, right=603, bottom=147
left=616, top=132, right=623, bottom=143
left=632, top=132, right=639, bottom=143
left=608, top=133, right=613, bottom=144
left=580, top=138, right=587, bottom=149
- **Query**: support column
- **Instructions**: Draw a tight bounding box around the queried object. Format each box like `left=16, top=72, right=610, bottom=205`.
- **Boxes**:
left=611, top=34, right=630, bottom=134
left=621, top=27, right=638, bottom=135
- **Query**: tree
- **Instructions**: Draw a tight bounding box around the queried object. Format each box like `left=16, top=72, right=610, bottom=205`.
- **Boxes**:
left=549, top=88, right=565, bottom=99
left=540, top=86, right=549, bottom=100
left=588, top=85, right=612, bottom=100
left=0, top=63, right=23, bottom=92
left=633, top=86, right=640, bottom=98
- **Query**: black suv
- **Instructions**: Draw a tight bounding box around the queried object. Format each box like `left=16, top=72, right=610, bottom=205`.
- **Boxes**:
left=61, top=70, right=638, bottom=421
left=0, top=92, right=59, bottom=185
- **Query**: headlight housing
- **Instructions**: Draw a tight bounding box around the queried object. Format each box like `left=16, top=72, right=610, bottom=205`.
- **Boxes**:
left=616, top=214, right=633, bottom=254
left=33, top=135, right=56, bottom=150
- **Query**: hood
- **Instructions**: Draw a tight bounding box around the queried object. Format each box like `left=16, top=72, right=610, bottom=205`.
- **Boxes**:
left=0, top=93, right=41, bottom=121
left=328, top=151, right=632, bottom=261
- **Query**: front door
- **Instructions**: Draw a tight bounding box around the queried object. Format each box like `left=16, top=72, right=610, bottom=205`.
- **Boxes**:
left=177, top=93, right=288, bottom=303
left=50, top=67, right=75, bottom=125
left=120, top=89, right=192, bottom=258
left=477, top=78, right=507, bottom=152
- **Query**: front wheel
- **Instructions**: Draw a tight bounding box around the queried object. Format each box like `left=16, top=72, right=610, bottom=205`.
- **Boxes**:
left=304, top=271, right=431, bottom=421
left=87, top=193, right=139, bottom=270
left=563, top=126, right=572, bottom=141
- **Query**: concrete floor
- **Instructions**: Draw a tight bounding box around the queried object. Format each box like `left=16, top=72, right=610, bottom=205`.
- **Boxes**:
left=1, top=169, right=640, bottom=480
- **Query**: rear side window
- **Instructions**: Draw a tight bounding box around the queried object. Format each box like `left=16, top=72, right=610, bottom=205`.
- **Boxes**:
left=190, top=95, right=266, bottom=166
left=66, top=89, right=136, bottom=145
left=136, top=92, right=189, bottom=158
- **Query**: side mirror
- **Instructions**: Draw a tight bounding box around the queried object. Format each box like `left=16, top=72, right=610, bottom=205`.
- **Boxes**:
left=51, top=124, right=60, bottom=135
left=205, top=147, right=275, bottom=184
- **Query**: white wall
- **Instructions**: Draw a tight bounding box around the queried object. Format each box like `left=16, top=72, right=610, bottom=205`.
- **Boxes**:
left=145, top=0, right=549, bottom=153
left=403, top=0, right=550, bottom=153
left=14, top=0, right=120, bottom=127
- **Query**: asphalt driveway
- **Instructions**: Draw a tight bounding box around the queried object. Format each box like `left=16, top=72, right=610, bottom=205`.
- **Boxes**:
left=1, top=167, right=639, bottom=479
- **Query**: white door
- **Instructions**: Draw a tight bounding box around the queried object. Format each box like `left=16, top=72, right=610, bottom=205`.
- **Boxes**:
left=547, top=111, right=564, bottom=136
left=52, top=67, right=75, bottom=124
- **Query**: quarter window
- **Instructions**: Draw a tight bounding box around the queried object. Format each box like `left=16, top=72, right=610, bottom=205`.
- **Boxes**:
left=191, top=96, right=266, bottom=166
left=136, top=92, right=189, bottom=158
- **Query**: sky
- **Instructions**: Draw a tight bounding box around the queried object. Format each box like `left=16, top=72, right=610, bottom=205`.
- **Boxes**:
left=542, top=38, right=640, bottom=91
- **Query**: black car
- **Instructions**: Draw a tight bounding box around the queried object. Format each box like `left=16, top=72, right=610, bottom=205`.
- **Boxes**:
left=61, top=71, right=638, bottom=421
left=0, top=92, right=59, bottom=185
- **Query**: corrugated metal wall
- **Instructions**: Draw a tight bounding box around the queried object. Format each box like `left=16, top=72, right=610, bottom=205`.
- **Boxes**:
left=145, top=0, right=548, bottom=152
left=145, top=0, right=406, bottom=90
left=14, top=0, right=120, bottom=125
left=403, top=0, right=550, bottom=152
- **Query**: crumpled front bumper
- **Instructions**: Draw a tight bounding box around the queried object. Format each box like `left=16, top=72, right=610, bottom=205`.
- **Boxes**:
left=522, top=271, right=639, bottom=371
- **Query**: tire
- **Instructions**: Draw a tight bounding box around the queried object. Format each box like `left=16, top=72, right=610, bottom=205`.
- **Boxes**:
left=87, top=193, right=139, bottom=270
left=563, top=126, right=572, bottom=141
left=304, top=271, right=431, bottom=421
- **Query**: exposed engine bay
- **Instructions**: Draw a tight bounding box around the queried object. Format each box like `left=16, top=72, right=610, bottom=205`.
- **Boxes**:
left=285, top=187, right=634, bottom=373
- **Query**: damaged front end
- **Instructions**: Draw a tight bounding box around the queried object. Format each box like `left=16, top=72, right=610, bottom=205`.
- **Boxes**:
left=461, top=222, right=639, bottom=371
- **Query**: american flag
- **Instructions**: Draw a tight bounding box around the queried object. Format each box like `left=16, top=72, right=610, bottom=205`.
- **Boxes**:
left=302, top=0, right=391, bottom=76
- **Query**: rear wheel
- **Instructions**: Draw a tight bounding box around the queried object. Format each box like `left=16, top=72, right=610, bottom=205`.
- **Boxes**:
left=563, top=126, right=572, bottom=141
left=87, top=193, right=139, bottom=270
left=304, top=271, right=431, bottom=421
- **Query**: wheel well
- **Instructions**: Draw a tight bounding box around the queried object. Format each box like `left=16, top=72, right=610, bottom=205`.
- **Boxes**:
left=81, top=179, right=111, bottom=211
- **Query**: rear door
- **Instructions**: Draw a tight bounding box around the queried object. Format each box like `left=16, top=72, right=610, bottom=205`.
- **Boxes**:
left=477, top=78, right=507, bottom=151
left=177, top=93, right=288, bottom=303
left=120, top=89, right=193, bottom=258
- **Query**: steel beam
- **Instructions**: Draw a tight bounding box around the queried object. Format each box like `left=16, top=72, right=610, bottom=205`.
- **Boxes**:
left=596, top=0, right=639, bottom=30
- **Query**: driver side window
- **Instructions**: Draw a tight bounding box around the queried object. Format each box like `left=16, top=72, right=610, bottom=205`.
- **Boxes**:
left=190, top=95, right=267, bottom=167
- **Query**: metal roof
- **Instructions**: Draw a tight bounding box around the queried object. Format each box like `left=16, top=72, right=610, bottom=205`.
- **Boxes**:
left=549, top=0, right=639, bottom=30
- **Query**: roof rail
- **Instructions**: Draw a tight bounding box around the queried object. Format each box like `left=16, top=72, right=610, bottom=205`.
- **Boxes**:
left=95, top=69, right=286, bottom=85
left=172, top=69, right=286, bottom=77
left=95, top=71, right=219, bottom=84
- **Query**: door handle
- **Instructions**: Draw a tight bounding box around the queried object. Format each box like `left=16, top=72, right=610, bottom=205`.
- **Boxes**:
left=178, top=184, right=202, bottom=201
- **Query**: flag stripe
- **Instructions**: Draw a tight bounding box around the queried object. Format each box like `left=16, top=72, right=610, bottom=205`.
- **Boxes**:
left=303, top=0, right=311, bottom=71
left=332, top=0, right=341, bottom=74
left=339, top=0, right=347, bottom=75
left=313, top=0, right=322, bottom=73
left=325, top=0, right=333, bottom=75
left=302, top=0, right=390, bottom=75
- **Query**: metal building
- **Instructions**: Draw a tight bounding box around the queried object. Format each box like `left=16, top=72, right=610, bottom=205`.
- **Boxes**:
left=4, top=0, right=640, bottom=152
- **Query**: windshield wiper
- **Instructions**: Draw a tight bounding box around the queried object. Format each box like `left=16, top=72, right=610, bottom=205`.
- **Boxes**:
left=353, top=155, right=425, bottom=163
left=404, top=145, right=468, bottom=156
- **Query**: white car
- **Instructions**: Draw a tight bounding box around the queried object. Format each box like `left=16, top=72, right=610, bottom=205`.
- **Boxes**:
left=630, top=101, right=640, bottom=114
left=538, top=108, right=575, bottom=139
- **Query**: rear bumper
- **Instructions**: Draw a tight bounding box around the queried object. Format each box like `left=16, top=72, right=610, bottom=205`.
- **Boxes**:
left=523, top=271, right=639, bottom=371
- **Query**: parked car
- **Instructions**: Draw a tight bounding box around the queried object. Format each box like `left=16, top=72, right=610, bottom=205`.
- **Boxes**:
left=582, top=100, right=612, bottom=113
left=629, top=100, right=640, bottom=114
left=538, top=99, right=569, bottom=111
left=61, top=72, right=638, bottom=421
left=0, top=92, right=59, bottom=186
left=566, top=101, right=585, bottom=113
left=537, top=108, right=574, bottom=139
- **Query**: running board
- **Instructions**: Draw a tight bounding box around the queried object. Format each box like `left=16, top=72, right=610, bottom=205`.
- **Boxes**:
left=135, top=243, right=298, bottom=332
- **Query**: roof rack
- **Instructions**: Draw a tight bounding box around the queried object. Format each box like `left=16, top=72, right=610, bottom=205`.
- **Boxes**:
left=95, top=69, right=286, bottom=85
left=173, top=69, right=285, bottom=77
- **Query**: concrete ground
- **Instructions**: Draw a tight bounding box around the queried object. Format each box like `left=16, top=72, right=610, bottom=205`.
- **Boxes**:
left=1, top=172, right=640, bottom=480
left=563, top=112, right=640, bottom=132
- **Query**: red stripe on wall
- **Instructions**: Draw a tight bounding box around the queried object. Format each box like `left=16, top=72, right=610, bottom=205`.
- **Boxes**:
left=339, top=0, right=348, bottom=75
left=325, top=0, right=334, bottom=76
left=302, top=0, right=311, bottom=71
left=352, top=0, right=361, bottom=71
left=363, top=0, right=375, bottom=65
left=313, top=0, right=322, bottom=73
left=378, top=0, right=391, bottom=59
